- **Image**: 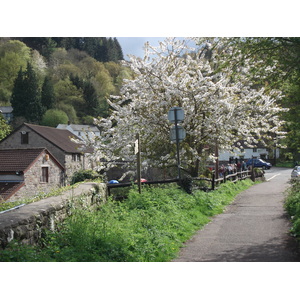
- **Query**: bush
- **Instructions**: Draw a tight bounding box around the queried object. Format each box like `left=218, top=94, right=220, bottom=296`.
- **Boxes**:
left=41, top=109, right=69, bottom=127
left=285, top=180, right=300, bottom=237
left=70, top=169, right=101, bottom=184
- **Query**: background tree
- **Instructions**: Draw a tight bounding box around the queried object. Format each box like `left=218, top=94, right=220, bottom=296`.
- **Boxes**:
left=83, top=80, right=99, bottom=117
left=0, top=37, right=128, bottom=125
left=41, top=109, right=69, bottom=127
left=0, top=40, right=31, bottom=103
left=0, top=114, right=11, bottom=140
left=41, top=75, right=55, bottom=110
left=11, top=63, right=44, bottom=124
left=86, top=38, right=285, bottom=177
left=15, top=37, right=57, bottom=60
left=218, top=37, right=300, bottom=162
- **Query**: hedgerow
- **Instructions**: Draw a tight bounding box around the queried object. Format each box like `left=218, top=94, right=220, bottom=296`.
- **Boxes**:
left=285, top=180, right=300, bottom=238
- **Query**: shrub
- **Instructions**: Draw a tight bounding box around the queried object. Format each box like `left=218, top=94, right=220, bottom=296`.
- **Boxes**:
left=70, top=169, right=101, bottom=184
left=285, top=180, right=300, bottom=237
left=41, top=109, right=69, bottom=127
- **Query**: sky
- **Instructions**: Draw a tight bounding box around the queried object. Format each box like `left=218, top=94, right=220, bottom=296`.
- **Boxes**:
left=117, top=37, right=163, bottom=58
left=117, top=37, right=197, bottom=59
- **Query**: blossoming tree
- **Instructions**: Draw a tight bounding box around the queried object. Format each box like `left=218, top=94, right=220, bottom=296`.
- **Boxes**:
left=86, top=38, right=286, bottom=178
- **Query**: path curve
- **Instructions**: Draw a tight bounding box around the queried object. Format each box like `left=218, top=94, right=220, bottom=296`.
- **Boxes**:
left=173, top=167, right=300, bottom=262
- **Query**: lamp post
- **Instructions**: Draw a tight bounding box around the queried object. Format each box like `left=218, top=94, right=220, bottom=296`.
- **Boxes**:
left=168, top=107, right=186, bottom=182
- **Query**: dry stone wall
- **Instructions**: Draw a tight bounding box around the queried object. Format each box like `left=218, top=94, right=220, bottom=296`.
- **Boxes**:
left=0, top=182, right=107, bottom=248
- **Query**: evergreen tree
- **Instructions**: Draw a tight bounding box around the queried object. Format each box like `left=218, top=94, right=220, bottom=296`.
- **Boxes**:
left=10, top=63, right=44, bottom=124
left=83, top=80, right=99, bottom=116
left=114, top=37, right=124, bottom=60
left=15, top=37, right=57, bottom=60
left=70, top=73, right=84, bottom=89
left=11, top=67, right=26, bottom=117
left=24, top=63, right=44, bottom=123
left=41, top=75, right=55, bottom=110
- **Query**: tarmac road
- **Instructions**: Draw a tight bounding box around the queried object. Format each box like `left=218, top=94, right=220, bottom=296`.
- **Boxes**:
left=173, top=167, right=300, bottom=262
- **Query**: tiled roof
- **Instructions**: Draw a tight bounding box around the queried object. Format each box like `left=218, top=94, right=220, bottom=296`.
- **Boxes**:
left=0, top=182, right=24, bottom=202
left=0, top=148, right=45, bottom=172
left=24, top=123, right=86, bottom=153
left=57, top=124, right=100, bottom=132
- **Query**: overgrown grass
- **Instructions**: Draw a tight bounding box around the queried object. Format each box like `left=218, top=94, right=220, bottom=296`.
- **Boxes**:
left=285, top=180, right=300, bottom=238
left=0, top=180, right=254, bottom=262
left=0, top=184, right=80, bottom=212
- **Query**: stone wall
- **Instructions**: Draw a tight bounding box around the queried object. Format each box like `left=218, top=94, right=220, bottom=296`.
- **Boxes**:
left=0, top=124, right=86, bottom=181
left=7, top=152, right=64, bottom=202
left=0, top=182, right=107, bottom=249
left=0, top=125, right=66, bottom=166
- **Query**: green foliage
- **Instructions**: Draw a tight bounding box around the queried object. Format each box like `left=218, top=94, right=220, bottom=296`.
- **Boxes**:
left=0, top=40, right=31, bottom=102
left=227, top=37, right=300, bottom=161
left=0, top=38, right=128, bottom=125
left=179, top=175, right=193, bottom=194
left=285, top=180, right=300, bottom=237
left=0, top=114, right=11, bottom=140
left=11, top=63, right=44, bottom=123
left=0, top=180, right=254, bottom=262
left=41, top=109, right=69, bottom=127
left=41, top=75, right=55, bottom=110
left=70, top=169, right=102, bottom=185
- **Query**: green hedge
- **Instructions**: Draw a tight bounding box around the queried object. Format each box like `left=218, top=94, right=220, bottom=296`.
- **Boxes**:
left=285, top=180, right=300, bottom=237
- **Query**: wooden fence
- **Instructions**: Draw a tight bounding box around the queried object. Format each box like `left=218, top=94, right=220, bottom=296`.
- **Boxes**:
left=107, top=169, right=254, bottom=195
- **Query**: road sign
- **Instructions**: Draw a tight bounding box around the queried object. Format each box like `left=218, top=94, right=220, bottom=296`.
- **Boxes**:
left=134, top=139, right=139, bottom=155
left=168, top=107, right=184, bottom=123
left=170, top=125, right=186, bottom=142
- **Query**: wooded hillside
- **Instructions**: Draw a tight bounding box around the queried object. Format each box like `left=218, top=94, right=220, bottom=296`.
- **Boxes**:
left=0, top=37, right=133, bottom=127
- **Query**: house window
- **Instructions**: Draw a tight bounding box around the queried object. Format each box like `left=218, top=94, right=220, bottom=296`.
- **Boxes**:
left=41, top=167, right=49, bottom=183
left=72, top=154, right=81, bottom=162
left=253, top=148, right=257, bottom=153
left=21, top=132, right=29, bottom=144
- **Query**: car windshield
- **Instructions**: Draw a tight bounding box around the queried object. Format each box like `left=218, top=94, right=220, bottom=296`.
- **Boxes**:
left=293, top=166, right=300, bottom=171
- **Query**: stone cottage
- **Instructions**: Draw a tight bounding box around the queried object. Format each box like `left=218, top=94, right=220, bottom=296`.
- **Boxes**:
left=0, top=123, right=92, bottom=183
left=0, top=148, right=64, bottom=202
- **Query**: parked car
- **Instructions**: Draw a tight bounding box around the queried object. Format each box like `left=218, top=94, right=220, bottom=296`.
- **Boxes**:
left=246, top=158, right=272, bottom=169
left=291, top=166, right=300, bottom=179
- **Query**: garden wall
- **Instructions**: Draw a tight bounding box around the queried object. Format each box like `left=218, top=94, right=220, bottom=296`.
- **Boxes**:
left=0, top=182, right=107, bottom=249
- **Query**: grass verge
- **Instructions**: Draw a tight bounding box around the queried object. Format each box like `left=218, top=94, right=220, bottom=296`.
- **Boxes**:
left=0, top=180, right=254, bottom=262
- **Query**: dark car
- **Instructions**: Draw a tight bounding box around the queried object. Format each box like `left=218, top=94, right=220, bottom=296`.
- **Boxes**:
left=246, top=158, right=272, bottom=169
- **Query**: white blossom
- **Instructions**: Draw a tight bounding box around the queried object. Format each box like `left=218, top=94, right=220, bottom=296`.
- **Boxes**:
left=83, top=37, right=286, bottom=177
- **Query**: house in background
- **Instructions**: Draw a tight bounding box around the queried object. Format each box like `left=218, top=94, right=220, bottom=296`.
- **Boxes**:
left=218, top=140, right=279, bottom=163
left=0, top=106, right=13, bottom=124
left=0, top=148, right=64, bottom=203
left=57, top=123, right=100, bottom=140
left=0, top=123, right=92, bottom=183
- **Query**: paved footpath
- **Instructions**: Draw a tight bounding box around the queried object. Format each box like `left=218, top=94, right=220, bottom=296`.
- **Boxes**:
left=174, top=168, right=300, bottom=262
